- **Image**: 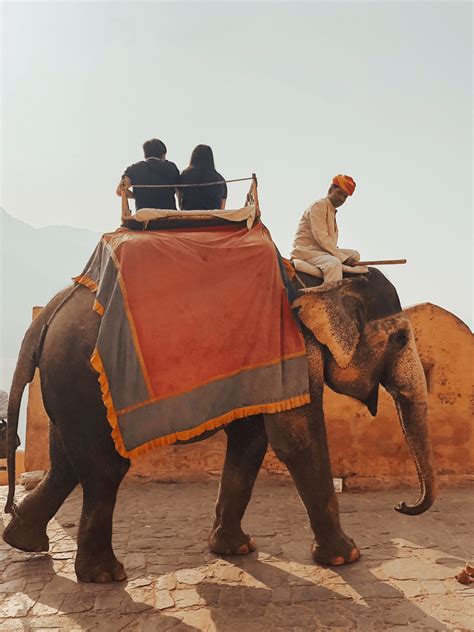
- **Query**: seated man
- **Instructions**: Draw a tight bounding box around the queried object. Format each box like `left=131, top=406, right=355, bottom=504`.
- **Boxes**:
left=116, top=138, right=180, bottom=211
left=291, top=174, right=363, bottom=283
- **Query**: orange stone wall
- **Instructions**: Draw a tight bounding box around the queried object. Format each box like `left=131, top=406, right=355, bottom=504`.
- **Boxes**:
left=23, top=303, right=473, bottom=489
left=24, top=307, right=50, bottom=473
left=0, top=452, right=25, bottom=486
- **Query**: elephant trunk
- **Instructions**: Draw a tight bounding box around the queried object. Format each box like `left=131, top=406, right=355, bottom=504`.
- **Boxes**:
left=383, top=326, right=436, bottom=515
left=391, top=395, right=435, bottom=515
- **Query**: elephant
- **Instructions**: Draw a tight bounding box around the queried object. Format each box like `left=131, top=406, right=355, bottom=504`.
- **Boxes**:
left=2, top=267, right=435, bottom=583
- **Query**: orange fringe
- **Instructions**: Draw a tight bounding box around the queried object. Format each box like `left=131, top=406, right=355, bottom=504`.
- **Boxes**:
left=92, top=299, right=105, bottom=316
left=90, top=348, right=310, bottom=460
left=282, top=258, right=296, bottom=280
left=73, top=275, right=104, bottom=315
left=73, top=274, right=98, bottom=292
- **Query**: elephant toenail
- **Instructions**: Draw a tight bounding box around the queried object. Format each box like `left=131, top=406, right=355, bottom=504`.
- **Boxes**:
left=349, top=548, right=360, bottom=562
left=331, top=556, right=345, bottom=565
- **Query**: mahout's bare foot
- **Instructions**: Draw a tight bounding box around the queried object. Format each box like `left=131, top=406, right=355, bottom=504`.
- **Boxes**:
left=312, top=532, right=360, bottom=566
left=2, top=513, right=49, bottom=553
left=75, top=554, right=127, bottom=583
left=209, top=525, right=256, bottom=556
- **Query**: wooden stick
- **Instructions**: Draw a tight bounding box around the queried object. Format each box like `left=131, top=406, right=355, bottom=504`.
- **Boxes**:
left=357, top=259, right=407, bottom=266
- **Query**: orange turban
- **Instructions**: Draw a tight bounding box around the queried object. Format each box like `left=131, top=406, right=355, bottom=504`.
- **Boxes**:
left=332, top=174, right=356, bottom=196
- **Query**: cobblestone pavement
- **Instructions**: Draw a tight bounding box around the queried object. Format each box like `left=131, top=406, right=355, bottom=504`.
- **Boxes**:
left=0, top=479, right=473, bottom=631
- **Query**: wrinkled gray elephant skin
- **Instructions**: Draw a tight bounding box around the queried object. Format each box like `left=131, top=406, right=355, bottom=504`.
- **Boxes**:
left=2, top=268, right=435, bottom=583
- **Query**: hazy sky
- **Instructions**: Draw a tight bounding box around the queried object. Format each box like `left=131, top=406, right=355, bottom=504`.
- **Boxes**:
left=1, top=1, right=472, bottom=327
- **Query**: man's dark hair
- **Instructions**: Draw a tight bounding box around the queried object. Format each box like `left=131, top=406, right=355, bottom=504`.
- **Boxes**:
left=143, top=138, right=167, bottom=159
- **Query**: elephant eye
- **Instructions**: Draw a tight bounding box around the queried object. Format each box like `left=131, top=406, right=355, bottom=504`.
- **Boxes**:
left=389, top=330, right=408, bottom=349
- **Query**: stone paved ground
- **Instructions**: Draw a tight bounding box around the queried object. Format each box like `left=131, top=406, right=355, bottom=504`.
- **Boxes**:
left=0, top=479, right=473, bottom=631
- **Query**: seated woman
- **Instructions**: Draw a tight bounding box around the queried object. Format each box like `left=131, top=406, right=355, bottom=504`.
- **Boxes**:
left=179, top=145, right=227, bottom=210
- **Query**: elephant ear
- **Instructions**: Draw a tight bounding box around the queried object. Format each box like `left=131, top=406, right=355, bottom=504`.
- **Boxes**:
left=293, top=278, right=367, bottom=369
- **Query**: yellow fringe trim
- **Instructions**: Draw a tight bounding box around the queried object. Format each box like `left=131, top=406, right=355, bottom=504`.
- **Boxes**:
left=92, top=299, right=105, bottom=316
left=282, top=258, right=296, bottom=280
left=74, top=274, right=104, bottom=315
left=90, top=348, right=310, bottom=460
left=73, top=274, right=98, bottom=292
left=91, top=348, right=128, bottom=458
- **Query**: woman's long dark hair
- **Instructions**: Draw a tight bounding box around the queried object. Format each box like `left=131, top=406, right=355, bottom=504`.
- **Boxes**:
left=187, top=145, right=216, bottom=178
left=181, top=144, right=225, bottom=209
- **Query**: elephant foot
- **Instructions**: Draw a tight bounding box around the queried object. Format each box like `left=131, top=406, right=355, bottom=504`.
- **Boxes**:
left=2, top=513, right=49, bottom=553
left=209, top=525, right=257, bottom=556
left=75, top=554, right=127, bottom=583
left=312, top=533, right=360, bottom=566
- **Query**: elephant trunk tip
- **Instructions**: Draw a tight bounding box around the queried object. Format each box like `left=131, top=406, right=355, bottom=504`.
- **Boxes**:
left=394, top=496, right=434, bottom=516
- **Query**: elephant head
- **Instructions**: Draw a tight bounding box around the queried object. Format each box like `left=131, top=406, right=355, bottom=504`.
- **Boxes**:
left=293, top=276, right=436, bottom=515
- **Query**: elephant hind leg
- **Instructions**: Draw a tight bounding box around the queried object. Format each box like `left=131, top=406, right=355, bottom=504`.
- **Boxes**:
left=75, top=480, right=128, bottom=583
left=72, top=448, right=130, bottom=583
left=209, top=415, right=267, bottom=556
left=264, top=404, right=360, bottom=566
left=2, top=423, right=78, bottom=553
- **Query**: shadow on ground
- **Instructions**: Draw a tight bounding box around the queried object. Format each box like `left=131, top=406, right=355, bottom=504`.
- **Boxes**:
left=1, top=479, right=472, bottom=630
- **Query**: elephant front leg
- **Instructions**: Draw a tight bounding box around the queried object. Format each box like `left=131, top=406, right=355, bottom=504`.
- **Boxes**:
left=209, top=415, right=268, bottom=556
left=264, top=404, right=360, bottom=566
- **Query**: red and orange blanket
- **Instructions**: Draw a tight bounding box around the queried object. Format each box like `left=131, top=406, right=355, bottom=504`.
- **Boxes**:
left=75, top=221, right=309, bottom=458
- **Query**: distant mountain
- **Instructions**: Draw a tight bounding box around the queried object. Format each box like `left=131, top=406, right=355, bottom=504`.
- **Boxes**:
left=0, top=208, right=100, bottom=392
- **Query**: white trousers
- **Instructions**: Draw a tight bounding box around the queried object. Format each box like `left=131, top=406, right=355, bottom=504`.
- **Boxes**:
left=308, top=250, right=360, bottom=283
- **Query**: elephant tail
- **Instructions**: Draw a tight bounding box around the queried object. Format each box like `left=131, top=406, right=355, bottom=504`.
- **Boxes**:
left=4, top=285, right=79, bottom=514
left=4, top=319, right=44, bottom=514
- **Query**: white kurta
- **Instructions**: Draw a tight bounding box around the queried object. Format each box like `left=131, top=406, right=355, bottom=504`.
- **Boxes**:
left=291, top=197, right=362, bottom=282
